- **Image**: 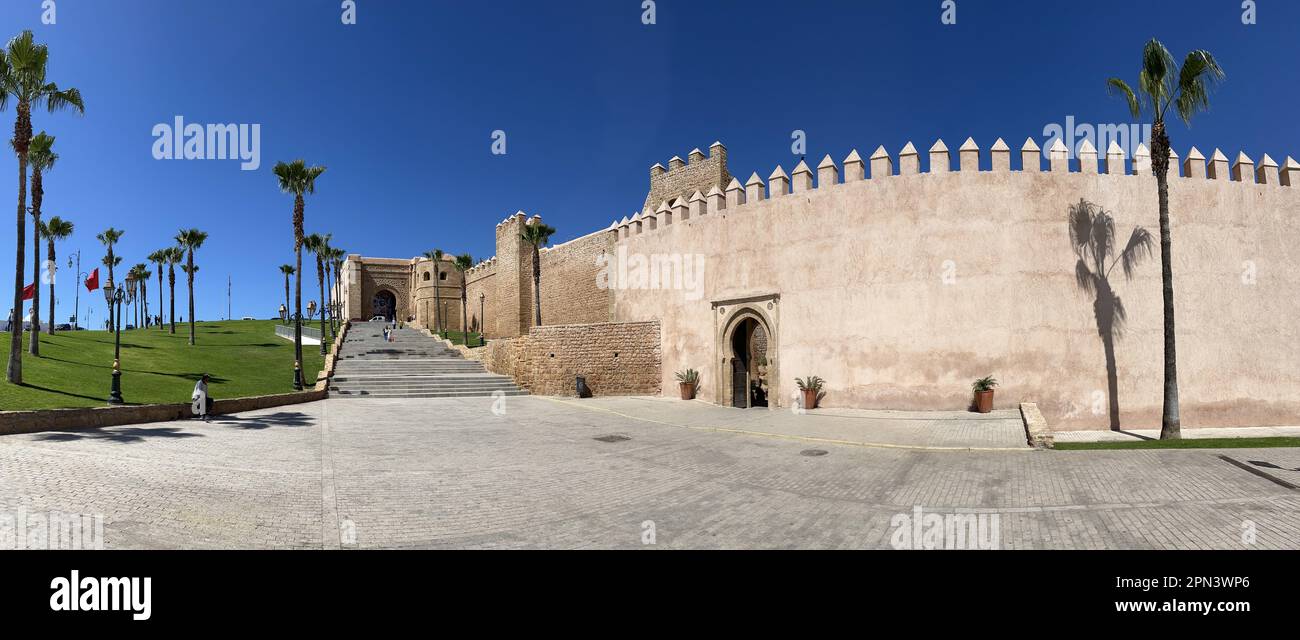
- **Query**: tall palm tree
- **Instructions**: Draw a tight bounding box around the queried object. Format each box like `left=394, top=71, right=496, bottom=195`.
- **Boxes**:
left=520, top=222, right=556, bottom=328
left=42, top=215, right=72, bottom=334
left=1070, top=200, right=1153, bottom=431
left=273, top=160, right=326, bottom=389
left=124, top=265, right=138, bottom=329
left=304, top=232, right=331, bottom=354
left=147, top=249, right=167, bottom=330
left=174, top=228, right=207, bottom=345
left=278, top=264, right=295, bottom=324
left=453, top=254, right=473, bottom=342
left=423, top=249, right=444, bottom=333
left=1108, top=39, right=1224, bottom=440
left=1, top=30, right=84, bottom=383
left=164, top=246, right=182, bottom=333
left=24, top=131, right=56, bottom=354
left=133, top=263, right=150, bottom=329
left=96, top=228, right=123, bottom=331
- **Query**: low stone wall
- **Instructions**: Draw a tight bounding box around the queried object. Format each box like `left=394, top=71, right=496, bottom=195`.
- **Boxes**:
left=0, top=390, right=326, bottom=436
left=480, top=321, right=661, bottom=397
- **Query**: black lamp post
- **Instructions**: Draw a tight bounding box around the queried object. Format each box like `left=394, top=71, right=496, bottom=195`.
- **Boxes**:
left=292, top=310, right=304, bottom=391
left=106, top=286, right=124, bottom=404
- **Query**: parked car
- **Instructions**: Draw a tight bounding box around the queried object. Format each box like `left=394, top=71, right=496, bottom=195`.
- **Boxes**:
left=370, top=316, right=387, bottom=322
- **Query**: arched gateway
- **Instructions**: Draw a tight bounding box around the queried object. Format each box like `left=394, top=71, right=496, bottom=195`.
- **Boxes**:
left=714, top=295, right=780, bottom=409
left=371, top=290, right=397, bottom=321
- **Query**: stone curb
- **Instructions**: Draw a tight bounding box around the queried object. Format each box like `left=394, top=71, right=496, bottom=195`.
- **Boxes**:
left=1019, top=402, right=1055, bottom=449
left=0, top=390, right=327, bottom=436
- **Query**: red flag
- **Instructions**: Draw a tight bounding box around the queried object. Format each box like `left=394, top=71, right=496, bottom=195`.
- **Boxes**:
left=21, top=283, right=35, bottom=300
left=85, top=268, right=99, bottom=293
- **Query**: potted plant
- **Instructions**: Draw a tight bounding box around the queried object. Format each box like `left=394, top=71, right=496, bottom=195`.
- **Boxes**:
left=972, top=375, right=998, bottom=413
left=796, top=375, right=824, bottom=410
left=676, top=369, right=699, bottom=400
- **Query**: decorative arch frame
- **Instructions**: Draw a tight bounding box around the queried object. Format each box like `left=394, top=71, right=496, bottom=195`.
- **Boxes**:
left=712, top=294, right=780, bottom=409
left=368, top=286, right=401, bottom=321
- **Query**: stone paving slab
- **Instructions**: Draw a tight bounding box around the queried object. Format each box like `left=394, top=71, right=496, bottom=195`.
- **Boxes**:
left=1, top=397, right=1298, bottom=549
left=551, top=396, right=1031, bottom=450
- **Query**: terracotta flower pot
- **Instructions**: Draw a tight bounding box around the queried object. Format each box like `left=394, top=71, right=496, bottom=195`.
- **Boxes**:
left=802, top=388, right=818, bottom=410
left=975, top=389, right=994, bottom=413
left=679, top=382, right=696, bottom=401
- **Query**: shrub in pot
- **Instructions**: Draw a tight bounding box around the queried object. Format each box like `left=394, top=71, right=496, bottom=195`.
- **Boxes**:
left=796, top=375, right=825, bottom=410
left=972, top=375, right=998, bottom=413
left=676, top=369, right=699, bottom=400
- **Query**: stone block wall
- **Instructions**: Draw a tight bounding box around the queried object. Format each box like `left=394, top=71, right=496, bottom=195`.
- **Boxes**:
left=537, top=230, right=615, bottom=327
left=481, top=321, right=661, bottom=397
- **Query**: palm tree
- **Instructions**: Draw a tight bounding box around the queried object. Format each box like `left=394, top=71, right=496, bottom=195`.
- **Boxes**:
left=453, top=254, right=473, bottom=343
left=423, top=249, right=444, bottom=333
left=273, top=160, right=326, bottom=389
left=304, top=232, right=331, bottom=354
left=1, top=30, right=84, bottom=383
left=164, top=246, right=182, bottom=333
left=175, top=228, right=207, bottom=345
left=42, top=215, right=72, bottom=334
left=124, top=265, right=138, bottom=329
left=24, top=131, right=56, bottom=354
left=96, top=228, right=123, bottom=330
left=520, top=222, right=556, bottom=327
left=278, top=264, right=295, bottom=324
left=1070, top=200, right=1153, bottom=431
left=133, top=263, right=150, bottom=329
left=147, top=249, right=167, bottom=330
left=1108, top=39, right=1224, bottom=440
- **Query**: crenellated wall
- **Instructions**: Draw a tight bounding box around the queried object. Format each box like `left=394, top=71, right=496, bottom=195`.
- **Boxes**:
left=607, top=138, right=1300, bottom=430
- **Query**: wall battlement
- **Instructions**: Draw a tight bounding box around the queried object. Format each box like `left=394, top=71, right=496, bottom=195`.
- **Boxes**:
left=614, top=137, right=1299, bottom=241
left=643, top=142, right=731, bottom=213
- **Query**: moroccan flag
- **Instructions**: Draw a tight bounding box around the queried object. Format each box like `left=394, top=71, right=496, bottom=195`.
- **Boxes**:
left=21, top=283, right=35, bottom=300
left=85, top=268, right=99, bottom=293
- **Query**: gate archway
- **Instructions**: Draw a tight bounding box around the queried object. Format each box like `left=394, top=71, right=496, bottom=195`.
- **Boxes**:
left=714, top=296, right=780, bottom=408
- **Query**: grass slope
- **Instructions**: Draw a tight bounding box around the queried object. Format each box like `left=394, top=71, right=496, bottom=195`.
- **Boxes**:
left=1056, top=437, right=1300, bottom=450
left=0, top=320, right=325, bottom=411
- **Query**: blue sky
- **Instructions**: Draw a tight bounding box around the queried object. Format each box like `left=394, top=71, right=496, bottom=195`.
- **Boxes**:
left=1, top=0, right=1296, bottom=324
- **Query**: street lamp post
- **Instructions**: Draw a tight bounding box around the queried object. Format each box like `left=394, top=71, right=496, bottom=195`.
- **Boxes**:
left=68, top=251, right=85, bottom=331
left=279, top=304, right=287, bottom=324
left=292, top=309, right=304, bottom=392
left=106, top=285, right=124, bottom=404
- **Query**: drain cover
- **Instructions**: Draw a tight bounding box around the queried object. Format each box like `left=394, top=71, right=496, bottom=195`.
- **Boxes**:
left=594, top=435, right=631, bottom=443
left=800, top=449, right=829, bottom=457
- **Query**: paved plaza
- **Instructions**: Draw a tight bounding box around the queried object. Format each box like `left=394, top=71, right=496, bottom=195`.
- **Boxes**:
left=1, top=396, right=1298, bottom=549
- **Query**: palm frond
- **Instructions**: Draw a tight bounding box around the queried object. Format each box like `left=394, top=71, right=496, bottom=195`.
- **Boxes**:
left=1106, top=78, right=1140, bottom=118
left=1174, top=50, right=1225, bottom=125
left=1074, top=259, right=1097, bottom=296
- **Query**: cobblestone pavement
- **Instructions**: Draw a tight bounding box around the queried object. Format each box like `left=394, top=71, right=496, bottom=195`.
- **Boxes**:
left=1, top=397, right=1297, bottom=549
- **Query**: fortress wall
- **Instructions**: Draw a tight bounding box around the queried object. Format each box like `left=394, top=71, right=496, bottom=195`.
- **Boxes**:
left=480, top=321, right=661, bottom=397
left=610, top=140, right=1300, bottom=430
left=411, top=257, right=467, bottom=331
left=537, top=230, right=616, bottom=327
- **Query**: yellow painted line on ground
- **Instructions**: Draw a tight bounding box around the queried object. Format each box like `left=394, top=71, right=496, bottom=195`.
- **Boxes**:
left=538, top=396, right=1034, bottom=453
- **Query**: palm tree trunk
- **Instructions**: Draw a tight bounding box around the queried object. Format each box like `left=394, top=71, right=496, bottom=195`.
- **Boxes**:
left=29, top=206, right=40, bottom=356
left=47, top=240, right=56, bottom=334
left=7, top=153, right=27, bottom=385
left=532, top=248, right=542, bottom=327
left=168, top=268, right=176, bottom=334
left=106, top=248, right=115, bottom=333
left=461, top=284, right=468, bottom=344
left=283, top=275, right=289, bottom=325
left=317, top=257, right=327, bottom=355
left=187, top=253, right=196, bottom=345
left=1152, top=121, right=1182, bottom=440
left=433, top=271, right=441, bottom=333
left=157, top=269, right=163, bottom=330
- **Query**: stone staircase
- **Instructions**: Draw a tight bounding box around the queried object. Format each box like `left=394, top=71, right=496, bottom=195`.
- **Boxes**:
left=330, top=322, right=527, bottom=399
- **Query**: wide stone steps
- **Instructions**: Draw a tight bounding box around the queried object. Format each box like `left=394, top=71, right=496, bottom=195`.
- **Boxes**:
left=329, top=321, right=526, bottom=399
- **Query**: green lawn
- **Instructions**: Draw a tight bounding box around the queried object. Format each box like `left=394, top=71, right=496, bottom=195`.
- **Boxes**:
left=437, top=330, right=483, bottom=347
left=1056, top=437, right=1300, bottom=450
left=0, top=320, right=325, bottom=411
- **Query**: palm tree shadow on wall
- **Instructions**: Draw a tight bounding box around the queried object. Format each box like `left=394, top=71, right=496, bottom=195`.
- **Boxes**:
left=1069, top=199, right=1153, bottom=431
